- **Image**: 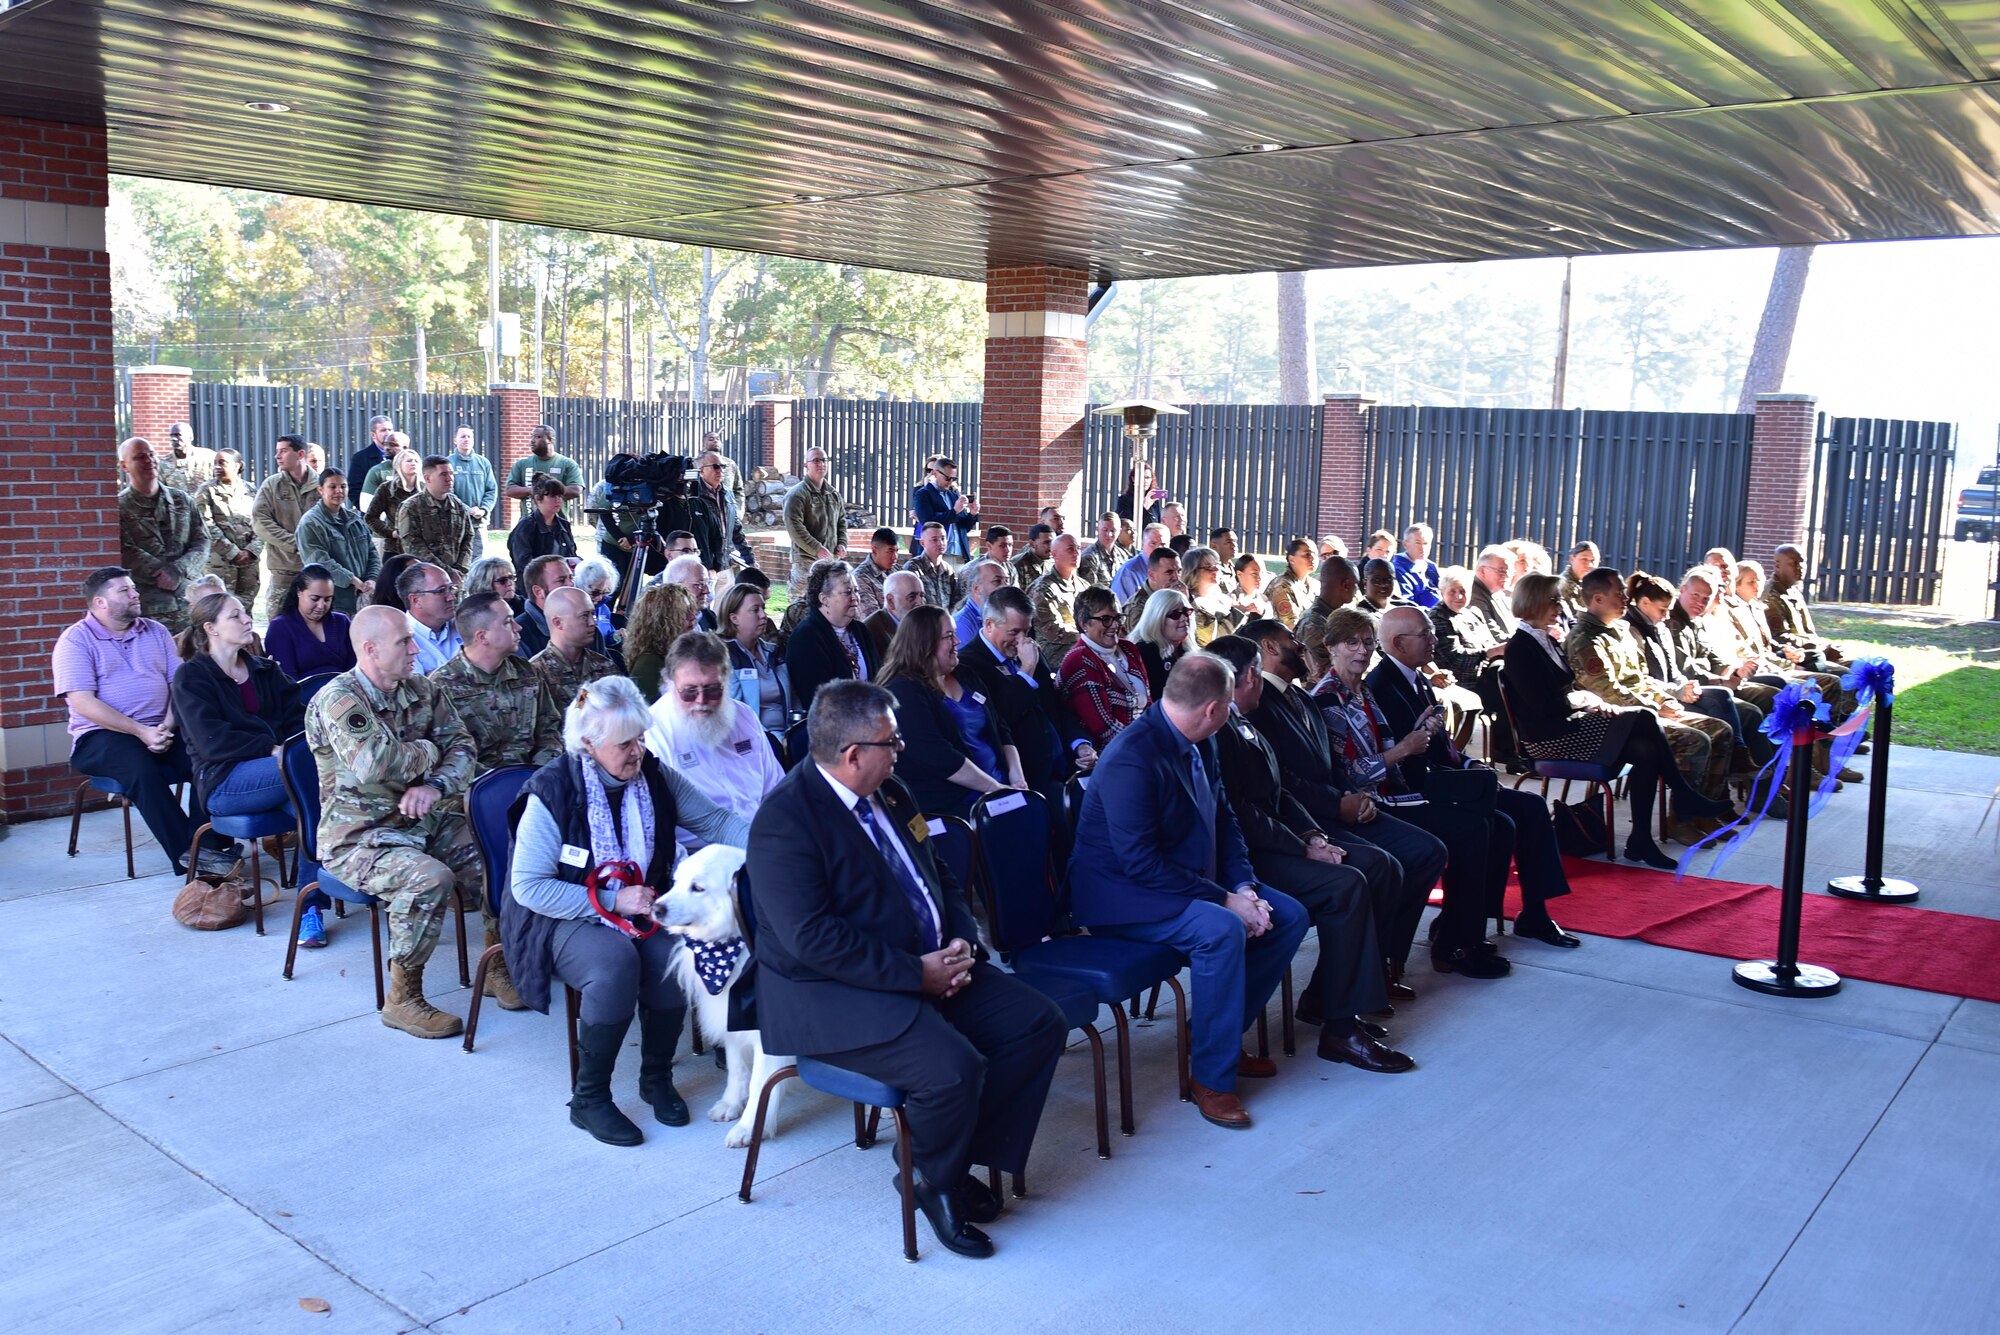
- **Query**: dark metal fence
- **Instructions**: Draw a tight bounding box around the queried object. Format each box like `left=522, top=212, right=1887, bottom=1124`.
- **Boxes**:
left=1809, top=414, right=1956, bottom=604
left=794, top=399, right=982, bottom=530
left=1082, top=404, right=1321, bottom=554
left=1365, top=406, right=1751, bottom=578
left=540, top=398, right=761, bottom=497
left=188, top=384, right=501, bottom=486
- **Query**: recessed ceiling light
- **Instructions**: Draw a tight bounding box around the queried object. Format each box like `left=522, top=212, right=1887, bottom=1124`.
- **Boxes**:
left=243, top=101, right=291, bottom=113
left=1241, top=142, right=1282, bottom=152
left=792, top=192, right=824, bottom=203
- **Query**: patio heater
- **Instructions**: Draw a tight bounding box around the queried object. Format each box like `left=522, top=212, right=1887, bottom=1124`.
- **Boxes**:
left=1094, top=400, right=1186, bottom=536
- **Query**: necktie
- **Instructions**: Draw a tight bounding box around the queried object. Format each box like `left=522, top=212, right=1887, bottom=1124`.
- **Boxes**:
left=1416, top=674, right=1463, bottom=764
left=1188, top=746, right=1217, bottom=879
left=854, top=799, right=940, bottom=952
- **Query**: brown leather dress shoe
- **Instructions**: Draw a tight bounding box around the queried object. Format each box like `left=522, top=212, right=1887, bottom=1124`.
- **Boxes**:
left=1236, top=1051, right=1278, bottom=1079
left=1190, top=1081, right=1252, bottom=1129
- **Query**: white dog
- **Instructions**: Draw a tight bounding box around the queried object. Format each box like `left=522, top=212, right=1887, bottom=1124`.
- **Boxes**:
left=656, top=844, right=791, bottom=1148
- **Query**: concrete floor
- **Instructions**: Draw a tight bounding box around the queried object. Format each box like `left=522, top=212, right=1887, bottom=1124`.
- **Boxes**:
left=2, top=746, right=1996, bottom=1334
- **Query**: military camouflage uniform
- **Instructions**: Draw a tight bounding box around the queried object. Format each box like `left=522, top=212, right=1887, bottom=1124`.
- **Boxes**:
left=119, top=485, right=210, bottom=631
left=1028, top=568, right=1088, bottom=664
left=1010, top=550, right=1050, bottom=591
left=1076, top=542, right=1129, bottom=591
left=1763, top=582, right=1847, bottom=675
left=1566, top=611, right=1733, bottom=798
left=1719, top=595, right=1851, bottom=717
left=156, top=444, right=217, bottom=495
left=427, top=651, right=564, bottom=774
left=193, top=477, right=263, bottom=603
left=1266, top=570, right=1316, bottom=630
left=252, top=468, right=323, bottom=619
left=1666, top=603, right=1780, bottom=714
left=304, top=669, right=481, bottom=966
left=395, top=489, right=479, bottom=580
left=852, top=556, right=899, bottom=621
left=902, top=554, right=961, bottom=612
left=529, top=645, right=616, bottom=713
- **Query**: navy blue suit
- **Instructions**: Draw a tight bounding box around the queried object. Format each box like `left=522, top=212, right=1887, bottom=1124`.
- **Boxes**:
left=1067, top=706, right=1307, bottom=1091
left=910, top=481, right=978, bottom=559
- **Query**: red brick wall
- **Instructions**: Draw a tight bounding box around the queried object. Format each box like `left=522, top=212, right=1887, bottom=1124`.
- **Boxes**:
left=1, top=117, right=114, bottom=818
left=491, top=383, right=541, bottom=526
left=755, top=395, right=795, bottom=473
left=1318, top=394, right=1372, bottom=546
left=980, top=265, right=1088, bottom=533
left=128, top=366, right=191, bottom=449
left=1744, top=394, right=1817, bottom=564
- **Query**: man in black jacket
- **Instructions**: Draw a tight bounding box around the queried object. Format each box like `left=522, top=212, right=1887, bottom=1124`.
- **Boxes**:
left=1371, top=607, right=1578, bottom=949
left=955, top=585, right=1095, bottom=804
left=1204, top=636, right=1412, bottom=1072
left=1239, top=619, right=1444, bottom=998
left=747, top=681, right=1067, bottom=1259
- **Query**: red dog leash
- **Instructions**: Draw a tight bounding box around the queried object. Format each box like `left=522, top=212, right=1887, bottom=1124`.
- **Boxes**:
left=585, top=860, right=655, bottom=939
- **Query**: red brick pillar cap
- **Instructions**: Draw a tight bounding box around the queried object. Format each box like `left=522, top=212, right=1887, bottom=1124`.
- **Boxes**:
left=128, top=365, right=192, bottom=377
left=1753, top=393, right=1817, bottom=404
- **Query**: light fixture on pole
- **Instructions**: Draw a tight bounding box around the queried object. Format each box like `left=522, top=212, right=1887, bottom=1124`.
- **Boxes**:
left=1093, top=399, right=1186, bottom=535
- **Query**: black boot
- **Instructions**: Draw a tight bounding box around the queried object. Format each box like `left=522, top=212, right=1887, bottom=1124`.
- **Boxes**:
left=637, top=1006, right=690, bottom=1127
left=570, top=1017, right=642, bottom=1146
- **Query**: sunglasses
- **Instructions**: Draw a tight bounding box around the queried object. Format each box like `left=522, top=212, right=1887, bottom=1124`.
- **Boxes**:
left=1166, top=610, right=1193, bottom=621
left=676, top=683, right=725, bottom=703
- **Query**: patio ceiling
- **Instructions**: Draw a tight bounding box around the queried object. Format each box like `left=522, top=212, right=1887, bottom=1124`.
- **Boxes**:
left=4, top=0, right=2000, bottom=281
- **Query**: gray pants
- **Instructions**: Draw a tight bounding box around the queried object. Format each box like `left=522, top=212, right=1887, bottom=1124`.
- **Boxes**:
left=551, top=917, right=684, bottom=1025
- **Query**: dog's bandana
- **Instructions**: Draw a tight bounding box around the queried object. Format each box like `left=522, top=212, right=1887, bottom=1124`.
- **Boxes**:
left=690, top=937, right=745, bottom=995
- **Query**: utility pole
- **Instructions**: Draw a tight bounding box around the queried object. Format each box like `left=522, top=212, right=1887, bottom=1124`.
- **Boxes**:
left=486, top=218, right=501, bottom=385
left=532, top=256, right=547, bottom=387
left=1550, top=256, right=1573, bottom=409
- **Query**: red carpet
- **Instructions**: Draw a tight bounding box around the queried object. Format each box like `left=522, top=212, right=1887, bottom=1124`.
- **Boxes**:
left=1490, top=857, right=2000, bottom=1003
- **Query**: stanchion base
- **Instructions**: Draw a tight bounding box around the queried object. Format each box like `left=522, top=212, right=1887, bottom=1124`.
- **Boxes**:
left=1733, top=960, right=1843, bottom=997
left=1826, top=875, right=1920, bottom=903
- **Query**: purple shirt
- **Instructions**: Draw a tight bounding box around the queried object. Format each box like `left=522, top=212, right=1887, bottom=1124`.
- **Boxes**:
left=263, top=610, right=357, bottom=681
left=51, top=615, right=182, bottom=741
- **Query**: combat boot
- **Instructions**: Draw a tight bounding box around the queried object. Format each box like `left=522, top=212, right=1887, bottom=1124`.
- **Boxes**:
left=381, top=959, right=463, bottom=1039
left=570, top=1016, right=643, bottom=1146
left=482, top=926, right=527, bottom=1011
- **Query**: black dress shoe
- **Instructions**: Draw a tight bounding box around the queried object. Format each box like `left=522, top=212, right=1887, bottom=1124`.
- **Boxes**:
left=897, top=1172, right=1001, bottom=1225
left=1511, top=913, right=1581, bottom=949
left=1432, top=946, right=1511, bottom=979
left=1356, top=1017, right=1388, bottom=1042
left=912, top=1178, right=994, bottom=1258
left=1623, top=838, right=1680, bottom=871
left=1317, top=1023, right=1416, bottom=1073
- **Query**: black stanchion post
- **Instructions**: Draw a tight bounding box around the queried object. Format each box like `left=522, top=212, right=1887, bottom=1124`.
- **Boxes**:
left=1827, top=698, right=1919, bottom=902
left=1734, top=728, right=1843, bottom=998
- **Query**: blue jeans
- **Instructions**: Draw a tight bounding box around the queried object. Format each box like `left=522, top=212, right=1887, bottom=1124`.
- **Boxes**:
left=1095, top=889, right=1308, bottom=1092
left=207, top=756, right=289, bottom=819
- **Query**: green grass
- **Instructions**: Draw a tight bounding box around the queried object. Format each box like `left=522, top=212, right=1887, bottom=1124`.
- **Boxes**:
left=1818, top=614, right=2000, bottom=755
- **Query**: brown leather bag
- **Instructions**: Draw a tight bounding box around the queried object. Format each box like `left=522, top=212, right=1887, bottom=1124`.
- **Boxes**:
left=173, top=868, right=249, bottom=931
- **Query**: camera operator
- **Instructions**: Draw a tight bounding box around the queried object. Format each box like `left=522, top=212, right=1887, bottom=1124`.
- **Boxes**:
left=509, top=477, right=578, bottom=581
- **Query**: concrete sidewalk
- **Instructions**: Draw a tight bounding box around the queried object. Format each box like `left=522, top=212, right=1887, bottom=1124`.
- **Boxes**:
left=2, top=747, right=1996, bottom=1333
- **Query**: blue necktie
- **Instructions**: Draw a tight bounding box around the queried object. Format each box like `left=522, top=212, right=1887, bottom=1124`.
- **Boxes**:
left=1188, top=746, right=1217, bottom=880
left=855, top=799, right=940, bottom=952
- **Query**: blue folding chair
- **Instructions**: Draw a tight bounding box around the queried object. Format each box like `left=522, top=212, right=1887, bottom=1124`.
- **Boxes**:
left=279, top=734, right=386, bottom=1009
left=764, top=728, right=789, bottom=770
left=184, top=750, right=299, bottom=936
left=783, top=718, right=811, bottom=769
left=971, top=788, right=1187, bottom=1138
left=67, top=774, right=140, bottom=880
left=297, top=672, right=341, bottom=704
left=1062, top=773, right=1089, bottom=840
left=733, top=868, right=922, bottom=1262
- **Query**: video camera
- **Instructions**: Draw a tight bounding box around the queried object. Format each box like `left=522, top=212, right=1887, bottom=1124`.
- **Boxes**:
left=596, top=452, right=696, bottom=510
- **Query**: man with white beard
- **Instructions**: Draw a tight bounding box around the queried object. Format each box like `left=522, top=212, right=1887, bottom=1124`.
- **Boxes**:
left=645, top=630, right=784, bottom=850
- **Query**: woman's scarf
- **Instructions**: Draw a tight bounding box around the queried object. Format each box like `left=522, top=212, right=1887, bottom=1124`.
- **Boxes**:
left=581, top=756, right=654, bottom=878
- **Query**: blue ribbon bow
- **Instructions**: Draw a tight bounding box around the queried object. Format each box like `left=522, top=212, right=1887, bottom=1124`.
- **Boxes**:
left=1841, top=657, right=1894, bottom=709
left=1679, top=681, right=1830, bottom=880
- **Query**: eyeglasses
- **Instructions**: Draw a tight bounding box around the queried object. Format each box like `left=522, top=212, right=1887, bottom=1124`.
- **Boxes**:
left=849, top=733, right=906, bottom=751
left=675, top=683, right=726, bottom=703
left=414, top=585, right=459, bottom=600
left=1085, top=613, right=1123, bottom=627
left=493, top=575, right=516, bottom=587
left=1165, top=609, right=1193, bottom=621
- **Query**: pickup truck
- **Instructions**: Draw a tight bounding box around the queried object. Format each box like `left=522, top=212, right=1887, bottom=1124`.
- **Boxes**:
left=1955, top=465, right=1998, bottom=542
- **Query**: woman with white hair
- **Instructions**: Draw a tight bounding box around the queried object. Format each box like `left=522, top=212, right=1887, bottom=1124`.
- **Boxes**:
left=573, top=555, right=623, bottom=651
left=1129, top=586, right=1194, bottom=700
left=463, top=555, right=522, bottom=614
left=506, top=675, right=751, bottom=1147
left=1181, top=545, right=1245, bottom=648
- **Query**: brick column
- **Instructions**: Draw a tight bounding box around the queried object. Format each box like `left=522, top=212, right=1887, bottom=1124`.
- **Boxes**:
left=0, top=116, right=115, bottom=818
left=1318, top=392, right=1373, bottom=548
left=490, top=382, right=541, bottom=525
left=1745, top=392, right=1818, bottom=564
left=127, top=364, right=191, bottom=447
left=981, top=264, right=1088, bottom=532
left=754, top=394, right=796, bottom=473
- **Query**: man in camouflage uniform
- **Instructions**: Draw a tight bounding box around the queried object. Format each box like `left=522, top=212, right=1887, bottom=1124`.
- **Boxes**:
left=252, top=433, right=321, bottom=619
left=851, top=527, right=902, bottom=621
left=395, top=454, right=479, bottom=581
left=428, top=591, right=563, bottom=1012
left=154, top=422, right=216, bottom=495
left=194, top=448, right=263, bottom=604
left=117, top=436, right=210, bottom=632
left=1029, top=532, right=1088, bottom=664
left=530, top=586, right=616, bottom=709
left=1293, top=556, right=1358, bottom=686
left=1764, top=544, right=1851, bottom=675
left=1565, top=568, right=1735, bottom=820
left=304, top=605, right=481, bottom=1039
left=902, top=521, right=961, bottom=611
left=1076, top=512, right=1130, bottom=590
left=1010, top=524, right=1052, bottom=590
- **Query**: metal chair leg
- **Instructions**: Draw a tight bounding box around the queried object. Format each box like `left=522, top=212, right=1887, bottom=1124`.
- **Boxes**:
left=282, top=880, right=314, bottom=982
left=67, top=780, right=87, bottom=857
left=893, top=1109, right=919, bottom=1262
left=1080, top=1019, right=1110, bottom=1158
left=1144, top=982, right=1161, bottom=1021
left=1163, top=975, right=1192, bottom=1101
left=1110, top=1005, right=1136, bottom=1136
left=736, top=1064, right=800, bottom=1203
left=462, top=942, right=502, bottom=1053
left=852, top=1101, right=869, bottom=1148
left=450, top=896, right=471, bottom=987
left=564, top=985, right=581, bottom=1087
left=864, top=1105, right=883, bottom=1147
left=1280, top=966, right=1295, bottom=1057
left=368, top=904, right=386, bottom=1011
left=121, top=796, right=135, bottom=879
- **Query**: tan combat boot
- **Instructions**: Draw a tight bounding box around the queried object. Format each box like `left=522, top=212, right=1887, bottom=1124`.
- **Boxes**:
left=382, top=959, right=463, bottom=1039
left=483, top=926, right=527, bottom=1011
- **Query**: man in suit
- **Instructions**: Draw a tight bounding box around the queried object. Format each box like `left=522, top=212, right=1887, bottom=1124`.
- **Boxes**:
left=748, top=681, right=1067, bottom=1259
left=956, top=585, right=1096, bottom=803
left=1371, top=607, right=1579, bottom=950
left=909, top=455, right=979, bottom=563
left=1238, top=618, right=1442, bottom=1001
left=863, top=569, right=924, bottom=665
left=1203, top=635, right=1414, bottom=1073
left=1067, top=653, right=1310, bottom=1130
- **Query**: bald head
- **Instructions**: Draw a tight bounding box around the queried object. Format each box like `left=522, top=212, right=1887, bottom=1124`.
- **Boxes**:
left=1380, top=606, right=1432, bottom=668
left=545, top=586, right=596, bottom=656
left=351, top=604, right=418, bottom=689
left=883, top=569, right=924, bottom=619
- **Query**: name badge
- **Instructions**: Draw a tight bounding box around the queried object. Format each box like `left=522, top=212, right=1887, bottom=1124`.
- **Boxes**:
left=925, top=819, right=947, bottom=837
left=737, top=668, right=757, bottom=681
left=969, top=691, right=986, bottom=705
left=906, top=814, right=930, bottom=843
left=677, top=749, right=701, bottom=768
left=733, top=738, right=754, bottom=754
left=559, top=844, right=590, bottom=868
left=986, top=791, right=1028, bottom=816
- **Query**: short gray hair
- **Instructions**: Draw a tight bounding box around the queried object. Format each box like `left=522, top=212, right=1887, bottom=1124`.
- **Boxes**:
left=562, top=674, right=654, bottom=755
left=465, top=556, right=515, bottom=598
left=574, top=555, right=620, bottom=598
left=807, top=680, right=897, bottom=765
left=1437, top=564, right=1473, bottom=598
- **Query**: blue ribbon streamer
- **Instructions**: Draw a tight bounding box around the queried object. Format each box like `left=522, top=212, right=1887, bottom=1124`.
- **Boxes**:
left=1677, top=681, right=1829, bottom=880
left=1842, top=657, right=1895, bottom=709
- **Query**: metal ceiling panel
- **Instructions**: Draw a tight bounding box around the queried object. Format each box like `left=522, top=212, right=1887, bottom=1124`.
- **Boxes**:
left=2, top=0, right=1999, bottom=280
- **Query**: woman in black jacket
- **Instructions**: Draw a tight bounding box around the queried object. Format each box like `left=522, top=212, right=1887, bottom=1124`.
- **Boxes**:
left=170, top=591, right=306, bottom=824
left=875, top=605, right=1021, bottom=816
left=784, top=559, right=875, bottom=715
left=1502, top=573, right=1729, bottom=869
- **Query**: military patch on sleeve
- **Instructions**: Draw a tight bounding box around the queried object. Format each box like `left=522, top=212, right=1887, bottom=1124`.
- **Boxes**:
left=1583, top=654, right=1604, bottom=676
left=346, top=711, right=371, bottom=733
